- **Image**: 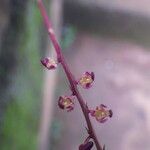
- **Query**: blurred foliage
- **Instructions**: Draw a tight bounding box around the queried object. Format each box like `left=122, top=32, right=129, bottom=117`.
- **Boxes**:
left=1, top=1, right=42, bottom=150
left=0, top=0, right=77, bottom=149
left=50, top=119, right=63, bottom=150
left=61, top=25, right=77, bottom=50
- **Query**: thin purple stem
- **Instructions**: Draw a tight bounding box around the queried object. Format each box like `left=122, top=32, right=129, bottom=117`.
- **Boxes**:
left=38, top=0, right=103, bottom=149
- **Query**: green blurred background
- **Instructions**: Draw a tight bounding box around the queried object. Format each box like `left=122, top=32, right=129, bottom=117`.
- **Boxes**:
left=0, top=1, right=42, bottom=150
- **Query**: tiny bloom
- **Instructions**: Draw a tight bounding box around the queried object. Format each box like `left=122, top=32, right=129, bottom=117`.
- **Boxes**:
left=89, top=104, right=113, bottom=123
left=41, top=57, right=57, bottom=70
left=79, top=141, right=94, bottom=150
left=78, top=72, right=94, bottom=89
left=58, top=95, right=75, bottom=112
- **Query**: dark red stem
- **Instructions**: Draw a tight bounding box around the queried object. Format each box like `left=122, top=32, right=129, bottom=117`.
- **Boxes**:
left=38, top=0, right=103, bottom=149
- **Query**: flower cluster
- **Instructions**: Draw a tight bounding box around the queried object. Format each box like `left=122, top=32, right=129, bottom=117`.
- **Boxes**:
left=41, top=57, right=113, bottom=149
left=41, top=58, right=113, bottom=123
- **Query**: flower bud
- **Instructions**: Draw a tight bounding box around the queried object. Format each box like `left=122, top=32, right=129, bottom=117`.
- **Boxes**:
left=78, top=72, right=94, bottom=89
left=79, top=141, right=94, bottom=150
left=58, top=96, right=75, bottom=112
left=41, top=57, right=57, bottom=70
left=89, top=104, right=113, bottom=123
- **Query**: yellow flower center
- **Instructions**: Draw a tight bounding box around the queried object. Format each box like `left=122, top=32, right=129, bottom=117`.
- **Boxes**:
left=47, top=59, right=57, bottom=68
left=79, top=76, right=92, bottom=85
left=63, top=98, right=72, bottom=108
left=95, top=109, right=108, bottom=119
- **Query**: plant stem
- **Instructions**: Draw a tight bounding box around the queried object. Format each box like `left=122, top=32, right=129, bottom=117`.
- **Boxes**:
left=38, top=0, right=103, bottom=149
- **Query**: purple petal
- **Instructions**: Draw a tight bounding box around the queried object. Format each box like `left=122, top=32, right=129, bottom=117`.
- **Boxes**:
left=85, top=83, right=92, bottom=89
left=91, top=72, right=95, bottom=80
left=99, top=118, right=108, bottom=123
left=100, top=104, right=107, bottom=108
left=109, top=109, right=113, bottom=118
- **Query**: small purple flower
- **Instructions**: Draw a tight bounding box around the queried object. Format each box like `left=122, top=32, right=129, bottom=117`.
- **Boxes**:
left=78, top=72, right=94, bottom=89
left=41, top=57, right=57, bottom=70
left=79, top=141, right=94, bottom=150
left=89, top=104, right=113, bottom=123
left=58, top=95, right=75, bottom=112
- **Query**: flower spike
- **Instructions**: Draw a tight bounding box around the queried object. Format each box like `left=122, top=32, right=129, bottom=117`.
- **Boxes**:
left=58, top=95, right=75, bottom=112
left=38, top=0, right=108, bottom=148
left=78, top=72, right=95, bottom=89
left=41, top=57, right=57, bottom=70
left=89, top=104, right=113, bottom=123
